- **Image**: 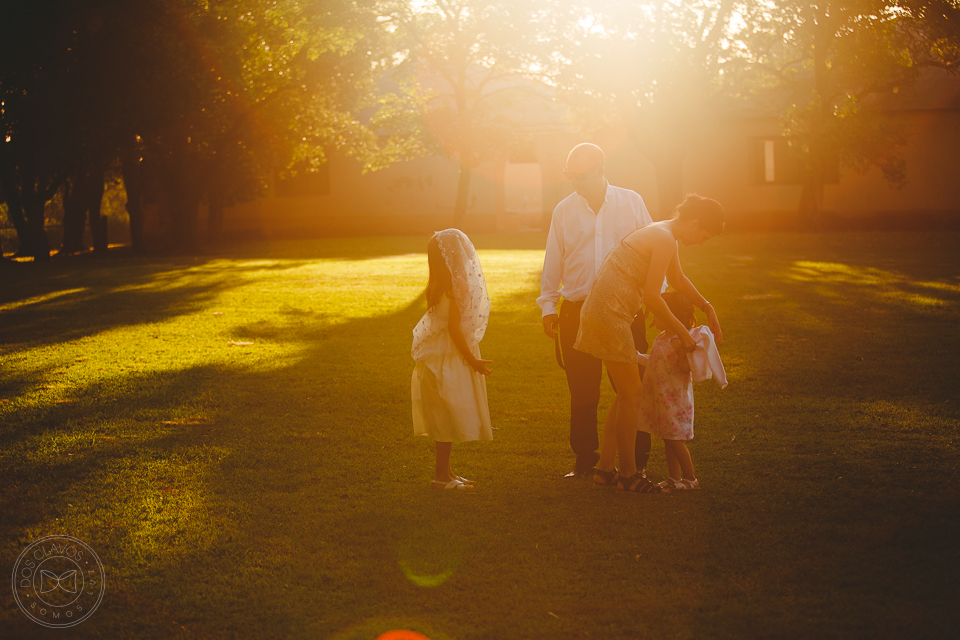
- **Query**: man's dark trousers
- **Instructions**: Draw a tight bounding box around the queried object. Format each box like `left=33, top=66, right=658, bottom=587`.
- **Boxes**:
left=558, top=299, right=650, bottom=474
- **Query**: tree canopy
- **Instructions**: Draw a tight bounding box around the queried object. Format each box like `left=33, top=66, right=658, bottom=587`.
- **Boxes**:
left=1, top=0, right=388, bottom=256
left=2, top=0, right=959, bottom=258
left=730, top=0, right=960, bottom=226
left=549, top=0, right=737, bottom=217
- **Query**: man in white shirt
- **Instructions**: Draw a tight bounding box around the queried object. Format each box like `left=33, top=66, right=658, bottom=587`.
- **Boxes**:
left=538, top=143, right=654, bottom=478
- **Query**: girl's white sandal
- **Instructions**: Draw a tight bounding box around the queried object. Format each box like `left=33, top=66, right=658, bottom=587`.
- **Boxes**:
left=431, top=478, right=472, bottom=490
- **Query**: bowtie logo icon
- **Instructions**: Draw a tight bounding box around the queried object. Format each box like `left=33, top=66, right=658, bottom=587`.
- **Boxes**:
left=13, top=535, right=106, bottom=628
left=39, top=570, right=78, bottom=594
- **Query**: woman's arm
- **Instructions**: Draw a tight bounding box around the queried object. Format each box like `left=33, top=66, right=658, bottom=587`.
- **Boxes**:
left=641, top=230, right=697, bottom=350
left=448, top=295, right=493, bottom=375
left=665, top=253, right=723, bottom=346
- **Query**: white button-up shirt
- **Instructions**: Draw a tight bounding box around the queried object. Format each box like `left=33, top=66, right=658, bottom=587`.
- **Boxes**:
left=537, top=183, right=652, bottom=317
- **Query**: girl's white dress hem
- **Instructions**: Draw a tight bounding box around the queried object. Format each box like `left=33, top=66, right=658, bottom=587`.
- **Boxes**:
left=411, top=296, right=493, bottom=442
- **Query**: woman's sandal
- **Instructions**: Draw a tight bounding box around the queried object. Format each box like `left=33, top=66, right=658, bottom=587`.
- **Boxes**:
left=593, top=468, right=619, bottom=487
left=431, top=478, right=472, bottom=490
left=617, top=471, right=663, bottom=494
left=454, top=475, right=476, bottom=486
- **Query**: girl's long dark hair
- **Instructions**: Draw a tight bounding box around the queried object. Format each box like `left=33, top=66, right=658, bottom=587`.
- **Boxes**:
left=425, top=234, right=452, bottom=308
left=662, top=291, right=696, bottom=329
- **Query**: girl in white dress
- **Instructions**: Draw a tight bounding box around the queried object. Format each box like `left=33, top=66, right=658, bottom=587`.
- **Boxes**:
left=411, top=229, right=493, bottom=489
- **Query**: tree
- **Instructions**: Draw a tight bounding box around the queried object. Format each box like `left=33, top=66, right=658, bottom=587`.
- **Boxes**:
left=143, top=0, right=399, bottom=249
left=549, top=1, right=738, bottom=217
left=1, top=0, right=389, bottom=257
left=0, top=1, right=81, bottom=261
left=381, top=0, right=556, bottom=228
left=731, top=0, right=960, bottom=227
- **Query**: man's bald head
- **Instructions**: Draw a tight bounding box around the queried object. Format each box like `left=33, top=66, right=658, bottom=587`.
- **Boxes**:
left=565, top=143, right=605, bottom=174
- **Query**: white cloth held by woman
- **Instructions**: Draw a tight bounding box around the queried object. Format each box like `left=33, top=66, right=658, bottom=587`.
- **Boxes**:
left=685, top=326, right=727, bottom=389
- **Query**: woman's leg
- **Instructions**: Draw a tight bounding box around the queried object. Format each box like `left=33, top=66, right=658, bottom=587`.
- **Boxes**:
left=434, top=441, right=453, bottom=483
left=604, top=360, right=643, bottom=478
left=597, top=396, right=620, bottom=472
left=665, top=440, right=695, bottom=480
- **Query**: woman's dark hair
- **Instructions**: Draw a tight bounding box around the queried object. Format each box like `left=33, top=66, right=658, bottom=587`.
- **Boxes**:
left=674, top=194, right=724, bottom=236
left=425, top=234, right=452, bottom=308
left=662, top=291, right=696, bottom=330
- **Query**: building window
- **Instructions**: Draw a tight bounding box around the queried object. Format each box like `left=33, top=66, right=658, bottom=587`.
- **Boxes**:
left=752, top=138, right=838, bottom=185
left=275, top=164, right=331, bottom=197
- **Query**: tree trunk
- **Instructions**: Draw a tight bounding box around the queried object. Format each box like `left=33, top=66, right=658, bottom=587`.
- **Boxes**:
left=205, top=155, right=228, bottom=242
left=3, top=201, right=30, bottom=259
left=86, top=167, right=107, bottom=253
left=798, top=133, right=827, bottom=230
left=156, top=136, right=201, bottom=252
left=652, top=154, right=685, bottom=220
left=799, top=10, right=830, bottom=231
left=798, top=175, right=825, bottom=230
left=22, top=191, right=50, bottom=262
left=121, top=150, right=145, bottom=254
left=0, top=169, right=32, bottom=257
left=5, top=202, right=32, bottom=258
left=169, top=183, right=200, bottom=252
left=493, top=155, right=507, bottom=231
left=60, top=176, right=88, bottom=254
left=168, top=154, right=200, bottom=252
left=207, top=194, right=224, bottom=242
left=453, top=161, right=472, bottom=230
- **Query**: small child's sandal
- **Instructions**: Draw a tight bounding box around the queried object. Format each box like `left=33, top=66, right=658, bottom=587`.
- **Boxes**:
left=659, top=478, right=699, bottom=491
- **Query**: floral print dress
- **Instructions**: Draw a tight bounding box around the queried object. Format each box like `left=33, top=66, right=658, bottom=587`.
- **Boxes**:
left=638, top=331, right=695, bottom=441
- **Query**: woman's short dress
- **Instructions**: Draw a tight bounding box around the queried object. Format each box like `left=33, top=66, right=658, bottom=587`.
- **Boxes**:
left=574, top=241, right=652, bottom=363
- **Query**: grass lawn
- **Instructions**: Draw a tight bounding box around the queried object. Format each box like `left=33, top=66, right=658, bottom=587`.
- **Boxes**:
left=1, top=231, right=959, bottom=640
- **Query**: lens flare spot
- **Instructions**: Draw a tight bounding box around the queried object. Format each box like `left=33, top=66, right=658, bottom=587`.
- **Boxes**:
left=329, top=617, right=453, bottom=640
left=376, top=631, right=431, bottom=640
left=396, top=525, right=461, bottom=588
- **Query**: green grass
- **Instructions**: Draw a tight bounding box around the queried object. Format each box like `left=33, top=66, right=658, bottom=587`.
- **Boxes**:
left=1, top=231, right=959, bottom=639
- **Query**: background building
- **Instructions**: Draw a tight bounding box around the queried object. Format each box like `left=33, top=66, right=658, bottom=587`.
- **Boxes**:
left=217, top=69, right=960, bottom=236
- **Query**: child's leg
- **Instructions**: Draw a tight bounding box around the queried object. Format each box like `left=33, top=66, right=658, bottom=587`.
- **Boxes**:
left=665, top=441, right=681, bottom=480
left=434, top=441, right=453, bottom=483
left=664, top=440, right=696, bottom=480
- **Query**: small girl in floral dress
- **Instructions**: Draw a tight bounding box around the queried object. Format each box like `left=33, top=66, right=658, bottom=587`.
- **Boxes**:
left=638, top=291, right=719, bottom=491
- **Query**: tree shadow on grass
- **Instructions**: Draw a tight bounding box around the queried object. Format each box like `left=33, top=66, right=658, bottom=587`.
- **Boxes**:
left=0, top=257, right=312, bottom=349
left=3, top=233, right=960, bottom=639
left=0, top=294, right=427, bottom=637
left=0, top=277, right=588, bottom=638
left=681, top=232, right=960, bottom=639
